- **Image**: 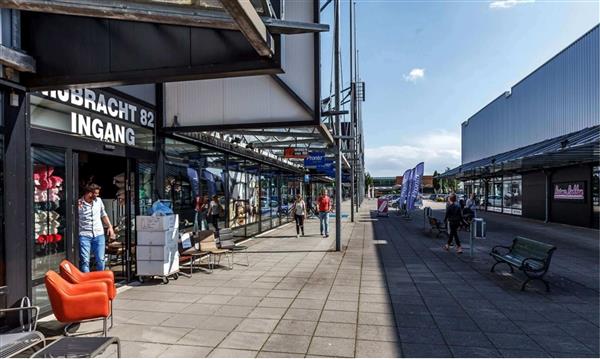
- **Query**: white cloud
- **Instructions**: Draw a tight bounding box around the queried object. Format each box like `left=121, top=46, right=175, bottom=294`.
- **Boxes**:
left=403, top=68, right=425, bottom=83
left=489, top=0, right=535, bottom=9
left=365, top=130, right=461, bottom=177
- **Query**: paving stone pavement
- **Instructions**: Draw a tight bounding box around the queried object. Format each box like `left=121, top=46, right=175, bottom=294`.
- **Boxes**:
left=40, top=199, right=599, bottom=358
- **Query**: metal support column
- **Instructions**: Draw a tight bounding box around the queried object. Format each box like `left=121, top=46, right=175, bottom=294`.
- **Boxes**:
left=334, top=0, right=342, bottom=251
left=349, top=0, right=355, bottom=223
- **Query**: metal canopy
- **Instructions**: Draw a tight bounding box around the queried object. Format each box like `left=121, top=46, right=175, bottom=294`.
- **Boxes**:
left=438, top=125, right=600, bottom=179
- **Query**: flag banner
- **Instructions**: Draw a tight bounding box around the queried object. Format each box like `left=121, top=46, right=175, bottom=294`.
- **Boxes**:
left=399, top=168, right=412, bottom=207
left=377, top=197, right=389, bottom=216
left=187, top=167, right=199, bottom=196
left=407, top=162, right=424, bottom=211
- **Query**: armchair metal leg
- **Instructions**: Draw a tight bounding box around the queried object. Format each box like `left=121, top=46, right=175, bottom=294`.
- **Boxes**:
left=103, top=317, right=108, bottom=337
left=110, top=301, right=114, bottom=329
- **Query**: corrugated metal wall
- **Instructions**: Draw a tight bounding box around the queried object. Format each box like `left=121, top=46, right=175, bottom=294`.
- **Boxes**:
left=462, top=25, right=600, bottom=164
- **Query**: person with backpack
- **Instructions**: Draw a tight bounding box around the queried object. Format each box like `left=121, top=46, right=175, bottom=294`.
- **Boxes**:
left=443, top=193, right=463, bottom=254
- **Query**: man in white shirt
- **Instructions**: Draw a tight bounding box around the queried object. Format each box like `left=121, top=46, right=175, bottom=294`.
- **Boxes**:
left=78, top=184, right=115, bottom=272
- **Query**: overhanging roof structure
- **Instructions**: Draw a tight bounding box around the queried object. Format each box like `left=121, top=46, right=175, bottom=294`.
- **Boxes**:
left=438, top=125, right=600, bottom=179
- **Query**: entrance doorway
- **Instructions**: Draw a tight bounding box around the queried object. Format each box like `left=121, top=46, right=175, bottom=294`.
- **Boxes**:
left=77, top=153, right=131, bottom=281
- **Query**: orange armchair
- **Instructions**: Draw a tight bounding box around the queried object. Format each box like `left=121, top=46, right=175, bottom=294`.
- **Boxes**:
left=59, top=260, right=116, bottom=328
left=59, top=260, right=116, bottom=300
left=45, top=271, right=111, bottom=336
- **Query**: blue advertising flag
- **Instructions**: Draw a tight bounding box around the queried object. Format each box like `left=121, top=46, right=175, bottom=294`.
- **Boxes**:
left=407, top=162, right=424, bottom=211
left=399, top=168, right=412, bottom=207
left=187, top=168, right=199, bottom=196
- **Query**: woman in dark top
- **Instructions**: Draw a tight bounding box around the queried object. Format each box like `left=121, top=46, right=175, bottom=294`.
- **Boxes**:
left=444, top=193, right=463, bottom=253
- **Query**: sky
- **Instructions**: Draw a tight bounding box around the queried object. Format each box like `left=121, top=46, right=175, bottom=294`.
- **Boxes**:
left=319, top=0, right=599, bottom=177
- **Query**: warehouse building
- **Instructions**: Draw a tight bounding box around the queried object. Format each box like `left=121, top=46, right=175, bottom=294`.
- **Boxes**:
left=440, top=25, right=599, bottom=228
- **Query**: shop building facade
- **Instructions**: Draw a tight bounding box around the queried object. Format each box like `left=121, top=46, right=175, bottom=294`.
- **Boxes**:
left=0, top=0, right=327, bottom=316
left=441, top=25, right=599, bottom=229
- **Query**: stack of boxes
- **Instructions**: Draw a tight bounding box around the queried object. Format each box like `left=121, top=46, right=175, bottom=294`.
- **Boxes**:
left=136, top=214, right=180, bottom=278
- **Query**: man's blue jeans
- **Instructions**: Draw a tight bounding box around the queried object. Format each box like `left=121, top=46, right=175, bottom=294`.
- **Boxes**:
left=79, top=235, right=106, bottom=273
left=319, top=212, right=330, bottom=235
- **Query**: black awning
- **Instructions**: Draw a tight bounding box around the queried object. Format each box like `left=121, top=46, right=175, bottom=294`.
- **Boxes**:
left=438, top=125, right=600, bottom=179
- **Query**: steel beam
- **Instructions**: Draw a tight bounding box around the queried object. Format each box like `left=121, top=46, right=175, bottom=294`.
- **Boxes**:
left=0, top=44, right=35, bottom=73
left=221, top=0, right=274, bottom=57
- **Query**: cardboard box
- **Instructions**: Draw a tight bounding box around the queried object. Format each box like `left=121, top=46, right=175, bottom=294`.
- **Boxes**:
left=137, top=255, right=180, bottom=276
left=136, top=214, right=179, bottom=232
left=137, top=228, right=179, bottom=246
left=137, top=242, right=179, bottom=261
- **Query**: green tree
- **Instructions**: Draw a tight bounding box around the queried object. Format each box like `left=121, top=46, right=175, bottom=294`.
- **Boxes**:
left=432, top=170, right=440, bottom=193
left=364, top=171, right=373, bottom=194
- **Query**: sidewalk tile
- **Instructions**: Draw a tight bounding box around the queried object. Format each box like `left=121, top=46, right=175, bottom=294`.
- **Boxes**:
left=257, top=351, right=304, bottom=358
left=283, top=308, right=322, bottom=321
left=324, top=300, right=358, bottom=312
left=161, top=314, right=211, bottom=329
left=358, top=311, right=396, bottom=326
left=262, top=334, right=311, bottom=354
left=357, top=324, right=399, bottom=342
left=235, top=318, right=279, bottom=333
left=356, top=340, right=402, bottom=358
left=308, top=337, right=355, bottom=357
left=290, top=298, right=326, bottom=309
left=402, top=343, right=452, bottom=357
left=194, top=316, right=243, bottom=332
left=258, top=297, right=294, bottom=308
left=208, top=348, right=258, bottom=358
left=315, top=322, right=356, bottom=338
left=214, top=305, right=255, bottom=318
left=319, top=310, right=357, bottom=324
left=227, top=296, right=263, bottom=307
left=218, top=331, right=270, bottom=351
left=158, top=345, right=212, bottom=358
left=248, top=306, right=287, bottom=320
left=274, top=319, right=318, bottom=336
left=177, top=329, right=229, bottom=347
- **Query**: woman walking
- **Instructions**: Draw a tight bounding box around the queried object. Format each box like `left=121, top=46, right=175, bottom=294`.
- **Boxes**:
left=444, top=193, right=463, bottom=253
left=209, top=195, right=222, bottom=235
left=292, top=194, right=307, bottom=238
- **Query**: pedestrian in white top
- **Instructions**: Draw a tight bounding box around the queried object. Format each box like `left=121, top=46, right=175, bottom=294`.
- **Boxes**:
left=465, top=193, right=478, bottom=218
left=292, top=194, right=307, bottom=238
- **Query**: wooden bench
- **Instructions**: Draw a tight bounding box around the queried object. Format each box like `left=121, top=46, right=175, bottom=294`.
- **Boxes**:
left=428, top=216, right=448, bottom=238
left=490, top=236, right=556, bottom=291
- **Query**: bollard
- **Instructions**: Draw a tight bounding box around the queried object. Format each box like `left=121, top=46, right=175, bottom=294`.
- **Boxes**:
left=423, top=207, right=432, bottom=229
left=469, top=218, right=486, bottom=257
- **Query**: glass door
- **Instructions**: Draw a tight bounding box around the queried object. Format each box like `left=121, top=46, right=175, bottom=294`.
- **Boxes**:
left=132, top=160, right=156, bottom=281
left=31, top=146, right=70, bottom=311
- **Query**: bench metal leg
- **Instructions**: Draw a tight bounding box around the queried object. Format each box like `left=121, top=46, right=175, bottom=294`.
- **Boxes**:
left=490, top=261, right=513, bottom=273
left=522, top=275, right=550, bottom=292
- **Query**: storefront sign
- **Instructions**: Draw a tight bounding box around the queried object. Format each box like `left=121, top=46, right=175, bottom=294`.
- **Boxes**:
left=304, top=152, right=326, bottom=168
left=31, top=89, right=155, bottom=149
left=553, top=182, right=585, bottom=201
left=284, top=148, right=308, bottom=159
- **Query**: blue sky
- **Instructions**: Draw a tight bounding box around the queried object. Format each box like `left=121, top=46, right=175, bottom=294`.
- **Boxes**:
left=319, top=0, right=599, bottom=176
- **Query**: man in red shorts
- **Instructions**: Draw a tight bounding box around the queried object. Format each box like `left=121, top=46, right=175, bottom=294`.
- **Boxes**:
left=317, top=189, right=332, bottom=238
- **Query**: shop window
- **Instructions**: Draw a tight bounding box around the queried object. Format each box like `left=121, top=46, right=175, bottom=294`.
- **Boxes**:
left=32, top=147, right=67, bottom=310
left=138, top=162, right=155, bottom=215
left=260, top=171, right=272, bottom=232
left=246, top=166, right=260, bottom=237
left=487, top=177, right=503, bottom=212
left=227, top=156, right=248, bottom=236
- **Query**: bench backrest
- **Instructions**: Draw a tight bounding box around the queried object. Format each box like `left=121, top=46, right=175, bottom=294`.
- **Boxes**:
left=511, top=236, right=556, bottom=261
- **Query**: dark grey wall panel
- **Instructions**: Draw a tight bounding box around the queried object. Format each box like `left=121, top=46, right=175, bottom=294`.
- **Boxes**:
left=462, top=25, right=600, bottom=163
left=22, top=14, right=110, bottom=76
left=550, top=165, right=592, bottom=227
left=522, top=171, right=546, bottom=221
left=20, top=12, right=281, bottom=89
left=109, top=21, right=190, bottom=72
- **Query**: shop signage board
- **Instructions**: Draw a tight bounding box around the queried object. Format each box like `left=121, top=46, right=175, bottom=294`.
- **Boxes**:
left=284, top=147, right=308, bottom=159
left=304, top=152, right=326, bottom=168
left=553, top=182, right=586, bottom=201
left=30, top=89, right=156, bottom=150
